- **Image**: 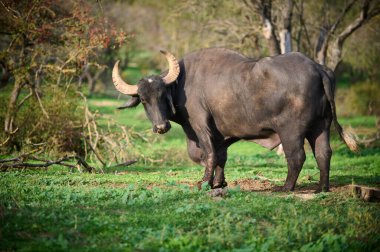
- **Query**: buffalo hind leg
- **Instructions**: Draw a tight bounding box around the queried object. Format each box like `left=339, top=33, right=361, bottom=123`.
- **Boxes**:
left=307, top=125, right=332, bottom=192
left=280, top=135, right=306, bottom=191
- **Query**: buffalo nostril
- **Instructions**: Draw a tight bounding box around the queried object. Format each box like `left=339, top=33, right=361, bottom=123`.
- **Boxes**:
left=156, top=124, right=167, bottom=131
left=153, top=122, right=171, bottom=134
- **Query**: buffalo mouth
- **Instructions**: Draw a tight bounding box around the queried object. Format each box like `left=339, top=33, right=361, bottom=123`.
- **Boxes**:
left=153, top=122, right=171, bottom=134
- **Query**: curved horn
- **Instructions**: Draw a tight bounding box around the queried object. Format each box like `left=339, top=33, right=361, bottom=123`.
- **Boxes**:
left=160, top=50, right=180, bottom=84
left=112, top=60, right=138, bottom=95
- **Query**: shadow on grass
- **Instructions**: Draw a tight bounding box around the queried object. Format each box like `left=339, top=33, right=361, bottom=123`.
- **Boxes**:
left=330, top=175, right=380, bottom=187
left=334, top=146, right=380, bottom=157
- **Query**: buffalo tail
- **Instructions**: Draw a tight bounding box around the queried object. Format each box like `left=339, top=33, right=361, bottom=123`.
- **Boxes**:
left=321, top=69, right=359, bottom=152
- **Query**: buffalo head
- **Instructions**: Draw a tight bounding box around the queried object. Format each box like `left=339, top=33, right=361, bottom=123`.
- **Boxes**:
left=112, top=50, right=180, bottom=134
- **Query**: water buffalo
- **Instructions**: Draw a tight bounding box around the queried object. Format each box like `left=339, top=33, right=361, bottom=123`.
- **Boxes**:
left=112, top=48, right=358, bottom=192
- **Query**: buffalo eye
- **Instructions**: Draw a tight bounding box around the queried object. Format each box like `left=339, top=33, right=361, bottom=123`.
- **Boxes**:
left=140, top=97, right=147, bottom=104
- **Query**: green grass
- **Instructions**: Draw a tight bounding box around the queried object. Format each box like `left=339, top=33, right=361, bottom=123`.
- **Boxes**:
left=1, top=96, right=379, bottom=251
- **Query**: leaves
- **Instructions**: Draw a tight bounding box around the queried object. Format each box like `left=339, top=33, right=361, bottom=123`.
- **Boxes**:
left=0, top=0, right=130, bottom=153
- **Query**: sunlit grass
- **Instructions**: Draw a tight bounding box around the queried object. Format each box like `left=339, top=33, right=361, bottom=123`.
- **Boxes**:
left=1, top=96, right=379, bottom=251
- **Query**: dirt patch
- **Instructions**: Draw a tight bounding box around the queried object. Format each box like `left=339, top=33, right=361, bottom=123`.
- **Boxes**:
left=229, top=178, right=273, bottom=191
left=227, top=179, right=353, bottom=200
left=109, top=177, right=358, bottom=201
left=146, top=181, right=196, bottom=190
left=115, top=171, right=161, bottom=175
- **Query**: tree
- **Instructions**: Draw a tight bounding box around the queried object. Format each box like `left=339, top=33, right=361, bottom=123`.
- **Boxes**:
left=0, top=0, right=128, bottom=150
left=243, top=0, right=380, bottom=71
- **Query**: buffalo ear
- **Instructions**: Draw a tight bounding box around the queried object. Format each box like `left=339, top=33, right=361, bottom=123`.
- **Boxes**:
left=117, top=96, right=141, bottom=109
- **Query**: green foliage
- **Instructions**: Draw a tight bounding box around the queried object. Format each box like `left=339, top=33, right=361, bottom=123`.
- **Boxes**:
left=1, top=169, right=379, bottom=251
left=344, top=17, right=380, bottom=80
left=337, top=81, right=380, bottom=116
left=0, top=85, right=84, bottom=154
left=0, top=0, right=129, bottom=154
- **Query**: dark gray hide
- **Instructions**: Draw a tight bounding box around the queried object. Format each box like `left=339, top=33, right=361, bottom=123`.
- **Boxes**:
left=118, top=48, right=356, bottom=192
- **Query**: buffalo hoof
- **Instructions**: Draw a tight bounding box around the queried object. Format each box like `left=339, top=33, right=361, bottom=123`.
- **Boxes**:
left=314, top=187, right=330, bottom=193
left=212, top=180, right=228, bottom=189
left=272, top=185, right=294, bottom=192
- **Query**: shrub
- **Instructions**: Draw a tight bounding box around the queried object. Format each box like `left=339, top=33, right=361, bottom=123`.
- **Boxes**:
left=0, top=85, right=85, bottom=156
left=336, top=81, right=380, bottom=116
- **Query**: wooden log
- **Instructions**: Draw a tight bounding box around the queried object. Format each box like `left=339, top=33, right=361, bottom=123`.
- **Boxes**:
left=350, top=185, right=380, bottom=202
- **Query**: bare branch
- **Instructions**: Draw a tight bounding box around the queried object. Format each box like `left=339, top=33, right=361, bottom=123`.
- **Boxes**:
left=17, top=88, right=33, bottom=110
left=336, top=0, right=370, bottom=43
left=327, top=0, right=380, bottom=70
left=0, top=136, right=10, bottom=147
left=84, top=138, right=106, bottom=172
left=0, top=156, right=21, bottom=163
left=0, top=1, right=22, bottom=19
left=368, top=3, right=380, bottom=18
left=34, top=88, right=50, bottom=119
left=74, top=155, right=96, bottom=173
left=329, top=0, right=357, bottom=34
left=0, top=156, right=73, bottom=170
left=314, top=0, right=356, bottom=64
left=294, top=0, right=312, bottom=54
left=107, top=159, right=138, bottom=169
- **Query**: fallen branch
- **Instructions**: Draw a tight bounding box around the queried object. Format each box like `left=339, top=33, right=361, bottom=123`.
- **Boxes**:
left=0, top=149, right=41, bottom=163
left=0, top=156, right=73, bottom=170
left=107, top=159, right=138, bottom=169
left=0, top=154, right=94, bottom=173
left=0, top=156, right=21, bottom=163
left=74, top=155, right=95, bottom=173
left=84, top=138, right=106, bottom=169
left=30, top=155, right=76, bottom=170
left=358, top=132, right=380, bottom=147
left=1, top=145, right=138, bottom=172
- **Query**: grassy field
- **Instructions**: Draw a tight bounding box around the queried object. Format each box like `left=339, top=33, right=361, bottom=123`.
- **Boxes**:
left=1, top=96, right=379, bottom=251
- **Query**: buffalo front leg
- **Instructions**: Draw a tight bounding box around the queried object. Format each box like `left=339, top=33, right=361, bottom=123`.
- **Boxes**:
left=192, top=130, right=217, bottom=188
left=213, top=147, right=228, bottom=188
left=189, top=142, right=227, bottom=189
left=201, top=152, right=216, bottom=187
left=186, top=138, right=213, bottom=188
left=186, top=138, right=205, bottom=167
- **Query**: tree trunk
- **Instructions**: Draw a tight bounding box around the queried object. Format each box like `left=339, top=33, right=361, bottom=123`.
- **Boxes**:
left=279, top=0, right=293, bottom=54
left=314, top=0, right=378, bottom=71
left=327, top=0, right=373, bottom=71
left=261, top=0, right=281, bottom=55
left=4, top=80, right=23, bottom=134
left=314, top=26, right=329, bottom=65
